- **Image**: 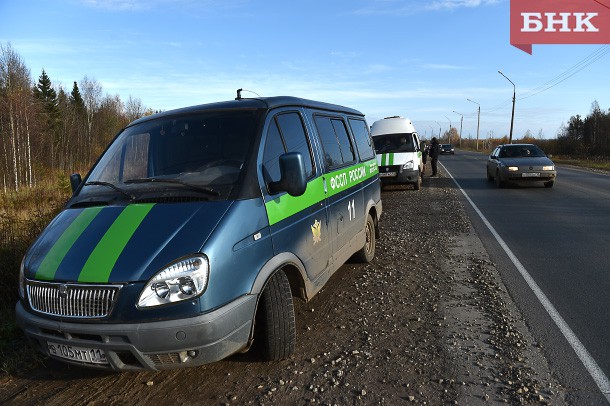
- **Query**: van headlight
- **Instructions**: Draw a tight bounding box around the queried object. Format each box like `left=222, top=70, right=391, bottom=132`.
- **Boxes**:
left=508, top=166, right=519, bottom=172
left=542, top=165, right=554, bottom=171
left=138, top=255, right=209, bottom=308
left=402, top=160, right=414, bottom=170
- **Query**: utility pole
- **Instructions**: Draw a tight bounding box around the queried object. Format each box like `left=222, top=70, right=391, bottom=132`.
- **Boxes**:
left=467, top=99, right=481, bottom=151
left=498, top=71, right=515, bottom=144
left=453, top=111, right=463, bottom=147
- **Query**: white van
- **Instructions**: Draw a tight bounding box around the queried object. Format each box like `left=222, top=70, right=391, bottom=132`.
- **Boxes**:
left=371, top=116, right=423, bottom=190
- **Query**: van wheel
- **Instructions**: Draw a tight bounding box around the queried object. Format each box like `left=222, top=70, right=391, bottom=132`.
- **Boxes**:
left=414, top=175, right=422, bottom=190
left=255, top=270, right=296, bottom=361
left=355, top=214, right=376, bottom=263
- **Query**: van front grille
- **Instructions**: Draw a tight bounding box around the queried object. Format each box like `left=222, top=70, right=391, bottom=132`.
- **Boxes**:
left=27, top=281, right=121, bottom=319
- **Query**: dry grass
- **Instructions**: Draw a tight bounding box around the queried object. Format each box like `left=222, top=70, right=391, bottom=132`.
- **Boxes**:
left=0, top=177, right=70, bottom=374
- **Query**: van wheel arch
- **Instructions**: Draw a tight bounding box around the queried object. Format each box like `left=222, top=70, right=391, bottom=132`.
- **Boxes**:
left=252, top=269, right=296, bottom=361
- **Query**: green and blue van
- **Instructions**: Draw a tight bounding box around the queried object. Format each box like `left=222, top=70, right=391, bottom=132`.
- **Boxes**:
left=16, top=95, right=382, bottom=371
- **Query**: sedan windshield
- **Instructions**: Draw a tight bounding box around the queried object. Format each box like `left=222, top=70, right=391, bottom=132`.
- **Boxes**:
left=79, top=110, right=259, bottom=202
left=499, top=145, right=546, bottom=158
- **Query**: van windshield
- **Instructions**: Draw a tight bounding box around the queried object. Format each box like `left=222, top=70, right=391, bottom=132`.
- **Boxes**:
left=79, top=110, right=259, bottom=202
left=373, top=134, right=416, bottom=154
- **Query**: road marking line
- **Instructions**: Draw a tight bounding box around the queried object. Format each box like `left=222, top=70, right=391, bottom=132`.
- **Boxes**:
left=441, top=162, right=610, bottom=402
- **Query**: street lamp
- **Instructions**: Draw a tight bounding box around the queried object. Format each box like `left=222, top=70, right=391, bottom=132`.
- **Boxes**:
left=467, top=98, right=481, bottom=151
left=498, top=70, right=516, bottom=144
left=452, top=111, right=463, bottom=147
left=443, top=115, right=452, bottom=143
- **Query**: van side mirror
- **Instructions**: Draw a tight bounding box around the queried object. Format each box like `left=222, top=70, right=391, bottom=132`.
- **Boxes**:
left=70, top=173, right=82, bottom=193
left=269, top=152, right=307, bottom=197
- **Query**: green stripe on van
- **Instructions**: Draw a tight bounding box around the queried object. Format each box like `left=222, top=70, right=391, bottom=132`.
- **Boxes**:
left=35, top=207, right=104, bottom=281
left=265, top=159, right=378, bottom=226
left=381, top=153, right=394, bottom=166
left=78, top=204, right=154, bottom=283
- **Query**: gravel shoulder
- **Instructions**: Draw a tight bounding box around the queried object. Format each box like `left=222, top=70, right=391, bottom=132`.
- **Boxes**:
left=0, top=170, right=566, bottom=405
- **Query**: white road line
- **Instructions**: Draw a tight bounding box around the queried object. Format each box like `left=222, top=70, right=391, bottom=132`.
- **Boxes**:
left=441, top=162, right=610, bottom=402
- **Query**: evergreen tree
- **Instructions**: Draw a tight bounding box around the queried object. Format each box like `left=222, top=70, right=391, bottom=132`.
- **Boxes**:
left=69, top=81, right=85, bottom=113
left=33, top=69, right=61, bottom=168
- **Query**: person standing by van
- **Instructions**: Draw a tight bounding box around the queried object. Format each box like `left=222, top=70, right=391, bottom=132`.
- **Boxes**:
left=429, top=137, right=440, bottom=176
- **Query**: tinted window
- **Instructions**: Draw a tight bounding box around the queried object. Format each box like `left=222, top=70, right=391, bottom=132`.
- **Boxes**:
left=315, top=116, right=344, bottom=168
left=349, top=118, right=375, bottom=161
left=331, top=119, right=355, bottom=164
left=262, top=120, right=285, bottom=182
left=315, top=116, right=355, bottom=169
left=276, top=113, right=313, bottom=177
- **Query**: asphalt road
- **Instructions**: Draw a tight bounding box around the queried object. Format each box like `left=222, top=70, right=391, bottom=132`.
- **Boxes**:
left=439, top=149, right=610, bottom=404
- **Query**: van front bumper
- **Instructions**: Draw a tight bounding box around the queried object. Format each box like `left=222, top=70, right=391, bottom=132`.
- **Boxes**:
left=378, top=166, right=420, bottom=185
left=15, top=294, right=257, bottom=371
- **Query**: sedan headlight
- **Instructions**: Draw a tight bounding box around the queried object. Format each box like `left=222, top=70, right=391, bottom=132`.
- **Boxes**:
left=508, top=166, right=519, bottom=172
left=542, top=165, right=554, bottom=171
left=402, top=160, right=414, bottom=170
left=138, top=255, right=209, bottom=308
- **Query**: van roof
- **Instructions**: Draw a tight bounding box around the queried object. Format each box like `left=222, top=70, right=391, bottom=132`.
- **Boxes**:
left=370, top=116, right=416, bottom=137
left=128, top=96, right=364, bottom=127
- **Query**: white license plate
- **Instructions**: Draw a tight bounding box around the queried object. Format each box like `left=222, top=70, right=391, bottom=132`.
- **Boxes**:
left=47, top=341, right=108, bottom=365
left=522, top=172, right=540, bottom=178
left=379, top=172, right=397, bottom=177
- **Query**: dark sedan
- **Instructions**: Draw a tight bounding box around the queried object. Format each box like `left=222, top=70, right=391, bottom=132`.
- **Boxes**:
left=486, top=144, right=556, bottom=188
left=440, top=144, right=455, bottom=154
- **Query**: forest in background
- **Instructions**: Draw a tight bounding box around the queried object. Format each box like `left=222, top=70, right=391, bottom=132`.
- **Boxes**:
left=2, top=42, right=610, bottom=194
left=0, top=43, right=155, bottom=194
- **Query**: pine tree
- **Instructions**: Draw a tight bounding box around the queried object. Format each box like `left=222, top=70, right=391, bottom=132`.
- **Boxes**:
left=33, top=69, right=61, bottom=168
left=70, top=81, right=85, bottom=113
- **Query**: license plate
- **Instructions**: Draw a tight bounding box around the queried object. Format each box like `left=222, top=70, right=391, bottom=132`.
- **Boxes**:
left=47, top=341, right=108, bottom=365
left=379, top=172, right=396, bottom=177
left=522, top=172, right=540, bottom=178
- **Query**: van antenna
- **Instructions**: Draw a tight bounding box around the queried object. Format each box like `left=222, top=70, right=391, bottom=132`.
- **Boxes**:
left=235, top=88, right=260, bottom=100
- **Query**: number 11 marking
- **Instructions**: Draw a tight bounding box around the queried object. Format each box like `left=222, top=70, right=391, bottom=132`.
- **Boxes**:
left=347, top=199, right=355, bottom=221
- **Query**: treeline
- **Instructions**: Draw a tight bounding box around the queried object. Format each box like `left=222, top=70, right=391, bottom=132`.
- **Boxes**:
left=0, top=43, right=154, bottom=192
left=553, top=101, right=610, bottom=157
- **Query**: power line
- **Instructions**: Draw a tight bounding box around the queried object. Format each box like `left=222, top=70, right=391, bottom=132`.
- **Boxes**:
left=482, top=45, right=610, bottom=113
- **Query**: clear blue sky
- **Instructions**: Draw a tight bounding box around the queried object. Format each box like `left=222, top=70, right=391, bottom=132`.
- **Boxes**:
left=1, top=0, right=609, bottom=140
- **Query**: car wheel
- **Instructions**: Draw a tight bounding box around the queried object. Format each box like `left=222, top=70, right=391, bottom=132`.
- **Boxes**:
left=255, top=270, right=296, bottom=361
left=355, top=214, right=376, bottom=263
left=495, top=171, right=504, bottom=188
left=487, top=168, right=494, bottom=181
left=414, top=175, right=421, bottom=190
left=544, top=181, right=554, bottom=188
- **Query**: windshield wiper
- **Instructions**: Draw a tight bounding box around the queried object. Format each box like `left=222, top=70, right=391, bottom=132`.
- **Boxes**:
left=124, top=178, right=220, bottom=197
left=84, top=181, right=135, bottom=200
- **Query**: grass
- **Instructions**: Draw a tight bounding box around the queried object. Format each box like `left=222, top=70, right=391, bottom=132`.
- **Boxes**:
left=0, top=179, right=69, bottom=375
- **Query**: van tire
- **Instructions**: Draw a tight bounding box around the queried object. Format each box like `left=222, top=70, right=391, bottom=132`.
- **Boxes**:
left=414, top=175, right=422, bottom=190
left=355, top=214, right=376, bottom=263
left=255, top=270, right=296, bottom=361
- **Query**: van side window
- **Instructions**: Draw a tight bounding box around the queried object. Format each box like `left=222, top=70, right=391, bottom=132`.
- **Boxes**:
left=314, top=116, right=355, bottom=169
left=276, top=113, right=313, bottom=178
left=263, top=112, right=314, bottom=183
left=348, top=118, right=375, bottom=161
left=262, top=120, right=285, bottom=182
